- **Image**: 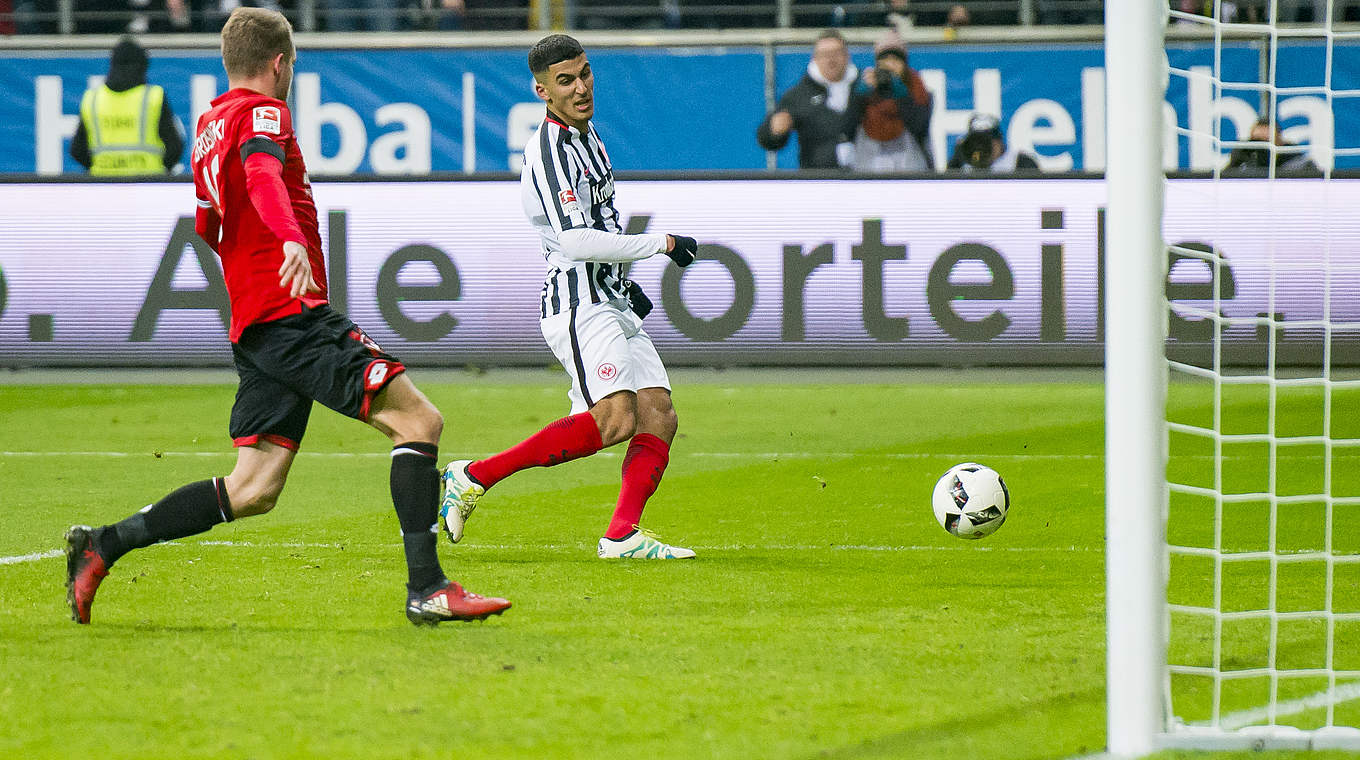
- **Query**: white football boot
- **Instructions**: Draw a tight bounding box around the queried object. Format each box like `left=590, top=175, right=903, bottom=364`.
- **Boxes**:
left=597, top=527, right=696, bottom=559
left=439, top=460, right=483, bottom=544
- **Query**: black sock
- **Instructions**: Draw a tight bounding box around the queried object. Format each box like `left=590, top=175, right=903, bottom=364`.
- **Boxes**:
left=94, top=478, right=233, bottom=566
left=390, top=442, right=446, bottom=594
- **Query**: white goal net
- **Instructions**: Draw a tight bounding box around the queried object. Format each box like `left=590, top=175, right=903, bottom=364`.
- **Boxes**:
left=1130, top=0, right=1360, bottom=752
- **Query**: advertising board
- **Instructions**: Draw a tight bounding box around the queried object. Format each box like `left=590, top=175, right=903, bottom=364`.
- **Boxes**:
left=1, top=178, right=1353, bottom=368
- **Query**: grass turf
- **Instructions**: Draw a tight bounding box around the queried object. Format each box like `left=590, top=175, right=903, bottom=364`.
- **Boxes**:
left=0, top=370, right=1352, bottom=759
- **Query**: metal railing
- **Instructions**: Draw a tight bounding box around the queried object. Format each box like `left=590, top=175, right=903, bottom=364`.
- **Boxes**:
left=1, top=0, right=1108, bottom=36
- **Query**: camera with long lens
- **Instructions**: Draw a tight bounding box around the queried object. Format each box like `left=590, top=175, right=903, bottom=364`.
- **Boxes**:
left=874, top=71, right=895, bottom=96
left=957, top=130, right=995, bottom=169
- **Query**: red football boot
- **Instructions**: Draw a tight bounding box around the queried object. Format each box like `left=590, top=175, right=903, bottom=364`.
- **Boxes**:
left=64, top=525, right=109, bottom=624
left=406, top=580, right=510, bottom=625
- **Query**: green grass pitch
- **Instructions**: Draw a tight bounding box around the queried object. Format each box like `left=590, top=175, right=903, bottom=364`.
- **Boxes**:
left=1, top=369, right=1356, bottom=759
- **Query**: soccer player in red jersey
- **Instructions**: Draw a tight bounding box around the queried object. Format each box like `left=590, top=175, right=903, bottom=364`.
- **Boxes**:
left=64, top=7, right=509, bottom=626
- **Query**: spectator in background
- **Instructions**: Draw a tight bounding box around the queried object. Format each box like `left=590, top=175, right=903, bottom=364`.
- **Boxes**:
left=1225, top=117, right=1321, bottom=175
left=1037, top=0, right=1101, bottom=24
left=12, top=0, right=56, bottom=34
left=947, top=113, right=1041, bottom=173
left=70, top=37, right=184, bottom=176
left=849, top=32, right=933, bottom=172
left=945, top=3, right=970, bottom=30
left=882, top=0, right=913, bottom=32
left=1174, top=0, right=1246, bottom=22
left=421, top=0, right=463, bottom=29
left=326, top=0, right=401, bottom=30
left=757, top=29, right=859, bottom=170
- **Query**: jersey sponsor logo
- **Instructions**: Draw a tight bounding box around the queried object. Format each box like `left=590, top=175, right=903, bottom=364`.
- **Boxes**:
left=252, top=106, right=282, bottom=135
left=596, top=362, right=617, bottom=381
left=589, top=176, right=615, bottom=206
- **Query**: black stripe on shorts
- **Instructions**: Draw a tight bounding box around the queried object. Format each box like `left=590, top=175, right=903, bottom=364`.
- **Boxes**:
left=568, top=303, right=594, bottom=408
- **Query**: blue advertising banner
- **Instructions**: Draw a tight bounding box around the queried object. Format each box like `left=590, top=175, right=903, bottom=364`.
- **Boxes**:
left=2, top=40, right=1355, bottom=175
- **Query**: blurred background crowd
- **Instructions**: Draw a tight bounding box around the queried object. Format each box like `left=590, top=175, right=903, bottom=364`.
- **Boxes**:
left=0, top=0, right=1115, bottom=37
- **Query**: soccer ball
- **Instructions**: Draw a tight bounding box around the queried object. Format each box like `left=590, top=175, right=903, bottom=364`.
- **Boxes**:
left=932, top=463, right=1010, bottom=540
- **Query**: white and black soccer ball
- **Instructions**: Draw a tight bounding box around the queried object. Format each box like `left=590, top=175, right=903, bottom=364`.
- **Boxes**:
left=932, top=463, right=1010, bottom=540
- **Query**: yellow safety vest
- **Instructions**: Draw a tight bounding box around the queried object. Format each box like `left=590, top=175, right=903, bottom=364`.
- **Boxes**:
left=79, top=83, right=167, bottom=176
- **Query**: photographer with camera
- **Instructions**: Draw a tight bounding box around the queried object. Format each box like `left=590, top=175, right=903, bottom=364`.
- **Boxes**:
left=848, top=32, right=934, bottom=173
left=947, top=113, right=1041, bottom=173
left=1224, top=116, right=1321, bottom=176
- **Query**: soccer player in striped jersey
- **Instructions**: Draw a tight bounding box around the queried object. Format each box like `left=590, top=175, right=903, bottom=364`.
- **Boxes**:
left=439, top=34, right=699, bottom=560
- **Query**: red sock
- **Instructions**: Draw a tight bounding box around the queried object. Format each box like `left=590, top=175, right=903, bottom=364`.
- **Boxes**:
left=605, top=433, right=670, bottom=540
left=466, top=412, right=604, bottom=490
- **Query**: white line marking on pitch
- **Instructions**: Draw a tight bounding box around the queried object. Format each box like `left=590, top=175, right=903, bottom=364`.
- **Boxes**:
left=1059, top=681, right=1360, bottom=758
left=1206, top=681, right=1360, bottom=730
left=0, top=549, right=62, bottom=565
left=0, top=541, right=1095, bottom=566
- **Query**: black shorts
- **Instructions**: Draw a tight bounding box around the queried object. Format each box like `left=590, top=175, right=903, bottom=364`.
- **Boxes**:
left=229, top=305, right=405, bottom=451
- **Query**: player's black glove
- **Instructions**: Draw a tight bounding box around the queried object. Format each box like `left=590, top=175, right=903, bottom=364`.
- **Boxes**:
left=665, top=235, right=697, bottom=267
left=623, top=279, right=653, bottom=319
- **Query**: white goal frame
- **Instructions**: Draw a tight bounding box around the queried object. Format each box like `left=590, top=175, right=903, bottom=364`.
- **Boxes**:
left=1104, top=3, right=1360, bottom=755
left=1104, top=1, right=1169, bottom=756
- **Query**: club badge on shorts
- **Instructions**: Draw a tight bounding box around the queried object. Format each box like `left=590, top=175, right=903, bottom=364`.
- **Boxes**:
left=596, top=363, right=617, bottom=381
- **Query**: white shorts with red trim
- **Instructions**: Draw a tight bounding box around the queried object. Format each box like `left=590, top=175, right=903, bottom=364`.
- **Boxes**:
left=540, top=298, right=670, bottom=414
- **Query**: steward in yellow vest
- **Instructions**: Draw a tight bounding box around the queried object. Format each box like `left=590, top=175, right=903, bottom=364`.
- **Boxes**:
left=70, top=37, right=184, bottom=176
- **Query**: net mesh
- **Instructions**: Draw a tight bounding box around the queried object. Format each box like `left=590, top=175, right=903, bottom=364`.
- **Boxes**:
left=1162, top=0, right=1360, bottom=747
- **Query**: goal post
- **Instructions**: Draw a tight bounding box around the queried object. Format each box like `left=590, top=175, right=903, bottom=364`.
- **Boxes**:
left=1104, top=1, right=1170, bottom=756
left=1107, top=0, right=1360, bottom=753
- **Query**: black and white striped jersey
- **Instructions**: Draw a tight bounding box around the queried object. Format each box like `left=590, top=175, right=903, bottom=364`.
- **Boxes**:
left=520, top=113, right=668, bottom=318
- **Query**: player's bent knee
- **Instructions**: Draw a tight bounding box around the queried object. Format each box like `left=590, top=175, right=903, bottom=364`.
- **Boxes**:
left=224, top=476, right=285, bottom=518
left=421, top=403, right=444, bottom=441
left=386, top=402, right=442, bottom=444
left=660, top=407, right=679, bottom=438
left=591, top=392, right=639, bottom=446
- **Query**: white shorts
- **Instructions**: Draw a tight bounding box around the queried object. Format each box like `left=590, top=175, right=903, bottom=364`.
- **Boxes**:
left=541, top=298, right=671, bottom=414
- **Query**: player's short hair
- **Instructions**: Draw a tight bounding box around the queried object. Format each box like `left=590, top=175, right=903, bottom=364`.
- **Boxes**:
left=220, top=6, right=294, bottom=79
left=528, top=34, right=585, bottom=75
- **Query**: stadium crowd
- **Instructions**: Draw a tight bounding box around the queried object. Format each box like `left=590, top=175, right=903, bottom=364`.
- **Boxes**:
left=6, top=1, right=1357, bottom=38
left=2, top=0, right=1106, bottom=36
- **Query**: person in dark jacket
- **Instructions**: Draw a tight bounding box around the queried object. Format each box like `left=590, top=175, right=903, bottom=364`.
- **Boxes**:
left=70, top=37, right=184, bottom=175
left=1224, top=117, right=1322, bottom=176
left=756, top=29, right=859, bottom=170
left=849, top=32, right=934, bottom=172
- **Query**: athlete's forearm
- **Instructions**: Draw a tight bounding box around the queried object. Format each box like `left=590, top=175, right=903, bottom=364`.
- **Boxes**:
left=243, top=152, right=307, bottom=247
left=556, top=227, right=667, bottom=263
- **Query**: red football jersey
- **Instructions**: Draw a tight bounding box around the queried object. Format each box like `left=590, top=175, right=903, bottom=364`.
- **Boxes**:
left=191, top=88, right=326, bottom=342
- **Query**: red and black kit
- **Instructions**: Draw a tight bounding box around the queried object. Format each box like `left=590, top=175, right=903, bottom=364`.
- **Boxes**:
left=191, top=89, right=402, bottom=449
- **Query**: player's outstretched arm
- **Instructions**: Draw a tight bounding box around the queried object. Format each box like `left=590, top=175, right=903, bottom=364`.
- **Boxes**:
left=556, top=227, right=669, bottom=264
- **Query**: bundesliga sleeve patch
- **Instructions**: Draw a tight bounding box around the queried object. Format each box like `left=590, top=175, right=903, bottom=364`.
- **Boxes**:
left=558, top=188, right=582, bottom=216
left=252, top=106, right=282, bottom=135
